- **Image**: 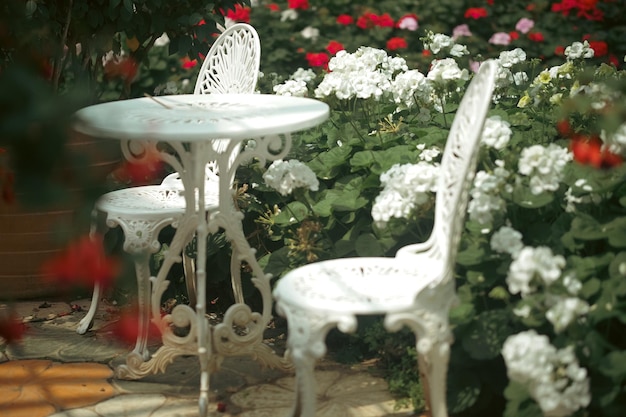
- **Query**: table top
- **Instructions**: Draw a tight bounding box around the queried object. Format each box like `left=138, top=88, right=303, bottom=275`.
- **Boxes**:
left=73, top=94, right=330, bottom=142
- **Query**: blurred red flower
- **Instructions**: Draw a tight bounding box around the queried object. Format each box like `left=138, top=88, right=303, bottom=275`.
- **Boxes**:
left=386, top=37, right=408, bottom=51
left=41, top=234, right=121, bottom=289
left=266, top=3, right=280, bottom=12
left=571, top=135, right=622, bottom=169
left=181, top=56, right=198, bottom=69
left=357, top=12, right=378, bottom=29
left=376, top=13, right=395, bottom=28
left=326, top=40, right=345, bottom=55
left=288, top=0, right=309, bottom=10
left=110, top=307, right=161, bottom=347
left=305, top=52, right=330, bottom=69
left=226, top=4, right=251, bottom=22
left=0, top=312, right=26, bottom=345
left=555, top=45, right=566, bottom=55
left=509, top=31, right=520, bottom=40
left=464, top=7, right=488, bottom=19
left=551, top=0, right=603, bottom=21
left=588, top=40, right=608, bottom=56
left=115, top=145, right=164, bottom=185
left=336, top=14, right=354, bottom=25
left=103, top=57, right=138, bottom=82
left=528, top=32, right=545, bottom=42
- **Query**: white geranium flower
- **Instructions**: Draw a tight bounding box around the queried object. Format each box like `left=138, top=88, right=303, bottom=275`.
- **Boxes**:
left=498, top=48, right=527, bottom=68
left=372, top=162, right=439, bottom=228
left=490, top=226, right=524, bottom=257
left=481, top=116, right=512, bottom=150
left=290, top=67, right=316, bottom=83
left=300, top=26, right=319, bottom=41
left=518, top=144, right=572, bottom=195
left=564, top=40, right=595, bottom=60
left=273, top=80, right=308, bottom=97
left=263, top=160, right=319, bottom=196
left=506, top=246, right=565, bottom=296
left=503, top=331, right=591, bottom=416
left=427, top=58, right=469, bottom=84
left=546, top=297, right=589, bottom=333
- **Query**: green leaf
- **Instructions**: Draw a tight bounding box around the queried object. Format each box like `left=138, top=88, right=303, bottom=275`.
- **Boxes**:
left=447, top=371, right=481, bottom=413
left=274, top=201, right=309, bottom=225
left=512, top=185, right=554, bottom=208
left=599, top=351, right=626, bottom=381
left=260, top=247, right=291, bottom=279
left=456, top=243, right=486, bottom=266
left=461, top=309, right=512, bottom=360
left=354, top=233, right=385, bottom=257
left=307, top=145, right=353, bottom=179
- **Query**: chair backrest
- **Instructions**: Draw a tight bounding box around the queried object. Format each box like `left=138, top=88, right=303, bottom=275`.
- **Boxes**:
left=397, top=60, right=498, bottom=265
left=193, top=23, right=261, bottom=95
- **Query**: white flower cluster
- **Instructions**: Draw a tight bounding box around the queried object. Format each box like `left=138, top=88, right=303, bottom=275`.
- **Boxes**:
left=417, top=144, right=441, bottom=162
left=506, top=246, right=565, bottom=296
left=502, top=330, right=591, bottom=417
left=546, top=296, right=589, bottom=333
left=490, top=225, right=523, bottom=257
left=481, top=116, right=512, bottom=150
left=518, top=144, right=572, bottom=195
left=495, top=48, right=527, bottom=89
left=314, top=47, right=408, bottom=101
left=263, top=159, right=319, bottom=196
left=426, top=58, right=469, bottom=85
left=371, top=162, right=439, bottom=228
left=273, top=79, right=308, bottom=97
left=290, top=67, right=317, bottom=83
left=564, top=40, right=595, bottom=60
left=390, top=69, right=432, bottom=110
left=423, top=31, right=469, bottom=57
left=467, top=162, right=511, bottom=227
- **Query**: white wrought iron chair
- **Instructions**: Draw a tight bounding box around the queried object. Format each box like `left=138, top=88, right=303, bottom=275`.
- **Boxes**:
left=272, top=60, right=498, bottom=417
left=77, top=23, right=261, bottom=361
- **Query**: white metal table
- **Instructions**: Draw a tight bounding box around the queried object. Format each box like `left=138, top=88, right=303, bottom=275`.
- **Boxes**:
left=73, top=93, right=329, bottom=415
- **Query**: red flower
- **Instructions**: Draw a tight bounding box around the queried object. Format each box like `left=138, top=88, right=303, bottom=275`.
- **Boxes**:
left=357, top=12, right=378, bottom=29
left=336, top=14, right=354, bottom=25
left=181, top=56, right=198, bottom=69
left=487, top=0, right=494, bottom=4
left=526, top=3, right=536, bottom=11
left=528, top=32, right=545, bottom=42
left=0, top=312, right=26, bottom=345
left=115, top=145, right=164, bottom=185
left=103, top=57, right=138, bottom=82
left=509, top=31, right=520, bottom=40
left=557, top=119, right=571, bottom=136
left=41, top=234, right=121, bottom=289
left=226, top=4, right=251, bottom=23
left=305, top=52, right=330, bottom=69
left=422, top=49, right=432, bottom=57
left=288, top=0, right=309, bottom=10
left=110, top=307, right=160, bottom=347
left=555, top=45, right=566, bottom=55
left=266, top=3, right=280, bottom=12
left=386, top=37, right=408, bottom=51
left=571, top=135, right=622, bottom=169
left=376, top=13, right=395, bottom=28
left=551, top=0, right=603, bottom=21
left=464, top=7, right=488, bottom=19
left=326, top=41, right=345, bottom=56
left=609, top=54, right=620, bottom=67
left=588, top=40, right=608, bottom=57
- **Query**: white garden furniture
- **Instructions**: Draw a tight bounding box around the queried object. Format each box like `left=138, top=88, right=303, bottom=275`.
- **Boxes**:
left=76, top=23, right=261, bottom=362
left=272, top=59, right=498, bottom=417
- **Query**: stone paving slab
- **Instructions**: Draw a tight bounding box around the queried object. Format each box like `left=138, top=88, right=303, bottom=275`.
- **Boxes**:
left=1, top=299, right=418, bottom=417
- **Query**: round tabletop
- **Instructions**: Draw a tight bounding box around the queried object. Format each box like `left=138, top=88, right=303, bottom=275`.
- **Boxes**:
left=73, top=94, right=330, bottom=142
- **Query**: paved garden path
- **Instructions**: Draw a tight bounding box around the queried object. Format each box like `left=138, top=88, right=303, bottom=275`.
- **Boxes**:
left=1, top=299, right=417, bottom=417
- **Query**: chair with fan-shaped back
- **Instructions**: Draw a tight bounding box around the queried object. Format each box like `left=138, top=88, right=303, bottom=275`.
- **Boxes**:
left=272, top=60, right=498, bottom=417
left=76, top=23, right=261, bottom=362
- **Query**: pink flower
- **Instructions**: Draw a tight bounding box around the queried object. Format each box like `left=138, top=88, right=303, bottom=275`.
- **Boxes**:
left=489, top=32, right=511, bottom=45
left=452, top=24, right=472, bottom=40
left=515, top=17, right=535, bottom=34
left=469, top=60, right=481, bottom=73
left=396, top=14, right=419, bottom=31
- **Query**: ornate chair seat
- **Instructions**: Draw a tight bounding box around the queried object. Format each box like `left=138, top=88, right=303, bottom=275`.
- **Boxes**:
left=273, top=60, right=498, bottom=417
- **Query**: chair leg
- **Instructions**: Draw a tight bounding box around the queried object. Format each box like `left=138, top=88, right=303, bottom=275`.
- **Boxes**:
left=230, top=244, right=244, bottom=304
left=182, top=252, right=197, bottom=307
left=133, top=253, right=152, bottom=361
left=276, top=303, right=354, bottom=417
left=76, top=282, right=100, bottom=334
left=416, top=341, right=450, bottom=417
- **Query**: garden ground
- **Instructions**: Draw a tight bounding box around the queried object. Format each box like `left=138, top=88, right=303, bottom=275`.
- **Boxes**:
left=0, top=298, right=418, bottom=417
